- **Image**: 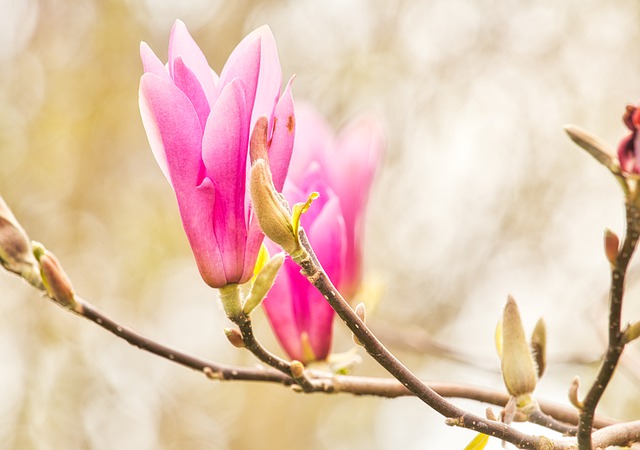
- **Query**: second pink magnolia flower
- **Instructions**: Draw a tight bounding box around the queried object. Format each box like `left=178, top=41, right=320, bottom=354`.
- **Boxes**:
left=263, top=104, right=385, bottom=363
left=139, top=20, right=295, bottom=288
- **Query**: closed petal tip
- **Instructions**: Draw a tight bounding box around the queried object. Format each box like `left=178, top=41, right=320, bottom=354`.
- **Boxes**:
left=168, top=19, right=217, bottom=103
left=140, top=41, right=170, bottom=80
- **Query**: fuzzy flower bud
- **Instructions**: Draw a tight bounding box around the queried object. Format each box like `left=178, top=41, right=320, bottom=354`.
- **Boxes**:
left=604, top=228, right=620, bottom=266
left=530, top=318, right=547, bottom=379
left=33, top=243, right=76, bottom=309
left=500, top=296, right=537, bottom=398
left=250, top=159, right=299, bottom=255
left=0, top=196, right=42, bottom=288
left=223, top=328, right=245, bottom=348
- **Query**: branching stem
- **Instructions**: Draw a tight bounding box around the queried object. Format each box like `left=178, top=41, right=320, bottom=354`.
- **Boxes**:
left=293, top=231, right=544, bottom=449
left=578, top=201, right=640, bottom=449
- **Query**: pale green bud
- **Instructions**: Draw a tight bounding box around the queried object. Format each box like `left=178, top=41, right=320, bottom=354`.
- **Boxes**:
left=33, top=243, right=76, bottom=309
left=564, top=125, right=619, bottom=173
left=352, top=303, right=366, bottom=346
left=250, top=159, right=299, bottom=255
left=500, top=296, right=537, bottom=397
left=290, top=360, right=305, bottom=379
left=530, top=318, right=547, bottom=379
left=622, top=320, right=640, bottom=344
left=568, top=376, right=584, bottom=410
left=243, top=252, right=285, bottom=315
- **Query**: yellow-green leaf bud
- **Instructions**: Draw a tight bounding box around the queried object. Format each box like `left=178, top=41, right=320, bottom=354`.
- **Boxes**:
left=250, top=159, right=299, bottom=255
left=530, top=318, right=547, bottom=379
left=243, top=252, right=285, bottom=315
left=500, top=296, right=537, bottom=397
left=33, top=243, right=76, bottom=309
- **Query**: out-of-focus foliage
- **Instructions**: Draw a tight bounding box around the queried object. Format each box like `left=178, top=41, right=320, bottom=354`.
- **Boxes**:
left=1, top=0, right=640, bottom=449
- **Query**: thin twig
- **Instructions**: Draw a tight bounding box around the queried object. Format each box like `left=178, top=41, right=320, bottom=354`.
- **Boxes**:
left=319, top=375, right=617, bottom=428
left=555, top=420, right=640, bottom=450
left=578, top=202, right=640, bottom=449
left=527, top=408, right=578, bottom=436
left=229, top=312, right=318, bottom=392
left=1, top=266, right=621, bottom=446
left=75, top=296, right=293, bottom=384
left=293, top=231, right=545, bottom=450
left=229, top=312, right=292, bottom=374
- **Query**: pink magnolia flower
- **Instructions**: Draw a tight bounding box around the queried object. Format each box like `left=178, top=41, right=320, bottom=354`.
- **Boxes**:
left=618, top=103, right=640, bottom=174
left=138, top=20, right=295, bottom=288
left=264, top=167, right=347, bottom=363
left=288, top=103, right=385, bottom=300
left=262, top=104, right=384, bottom=363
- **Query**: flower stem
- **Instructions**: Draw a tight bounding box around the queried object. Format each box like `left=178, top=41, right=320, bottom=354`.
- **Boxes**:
left=293, top=230, right=544, bottom=449
left=577, top=201, right=640, bottom=449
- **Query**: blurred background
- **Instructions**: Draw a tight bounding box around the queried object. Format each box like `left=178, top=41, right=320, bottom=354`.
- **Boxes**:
left=1, top=0, right=640, bottom=448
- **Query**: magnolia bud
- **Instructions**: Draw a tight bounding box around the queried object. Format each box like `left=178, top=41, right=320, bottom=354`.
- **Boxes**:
left=33, top=243, right=76, bottom=308
left=604, top=228, right=620, bottom=266
left=485, top=407, right=498, bottom=422
left=568, top=376, right=584, bottom=410
left=564, top=125, right=618, bottom=171
left=223, top=328, right=245, bottom=348
left=0, top=196, right=42, bottom=288
left=249, top=115, right=301, bottom=257
left=530, top=318, right=547, bottom=379
left=500, top=296, right=537, bottom=398
left=290, top=360, right=305, bottom=379
left=352, top=303, right=366, bottom=346
left=622, top=320, right=640, bottom=344
left=243, top=252, right=285, bottom=315
left=250, top=159, right=299, bottom=255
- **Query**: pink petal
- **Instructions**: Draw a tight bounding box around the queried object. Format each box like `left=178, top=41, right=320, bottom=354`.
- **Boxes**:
left=140, top=42, right=171, bottom=81
left=201, top=78, right=250, bottom=282
left=168, top=20, right=217, bottom=106
left=288, top=102, right=332, bottom=185
left=139, top=72, right=227, bottom=287
left=217, top=37, right=261, bottom=120
left=329, top=115, right=385, bottom=294
left=262, top=254, right=304, bottom=361
left=139, top=73, right=203, bottom=188
left=268, top=77, right=296, bottom=192
left=250, top=26, right=283, bottom=128
left=172, top=57, right=211, bottom=131
left=305, top=197, right=346, bottom=359
left=177, top=177, right=228, bottom=288
left=218, top=26, right=283, bottom=128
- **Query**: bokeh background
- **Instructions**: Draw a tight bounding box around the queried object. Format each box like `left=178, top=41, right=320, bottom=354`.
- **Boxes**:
left=1, top=0, right=640, bottom=448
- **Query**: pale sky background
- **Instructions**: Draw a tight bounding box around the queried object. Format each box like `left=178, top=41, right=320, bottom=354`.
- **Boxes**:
left=1, top=0, right=640, bottom=449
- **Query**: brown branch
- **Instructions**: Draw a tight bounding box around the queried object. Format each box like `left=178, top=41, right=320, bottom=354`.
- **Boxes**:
left=527, top=408, right=578, bottom=436
left=75, top=296, right=293, bottom=384
left=0, top=265, right=621, bottom=448
left=555, top=420, right=640, bottom=450
left=320, top=375, right=617, bottom=429
left=229, top=310, right=292, bottom=374
left=292, top=231, right=546, bottom=450
left=578, top=201, right=640, bottom=448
